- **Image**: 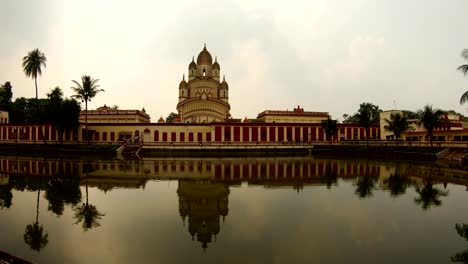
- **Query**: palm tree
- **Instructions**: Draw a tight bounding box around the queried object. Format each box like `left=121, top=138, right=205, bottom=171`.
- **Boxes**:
left=457, top=49, right=468, bottom=104
left=384, top=112, right=410, bottom=140
left=73, top=163, right=104, bottom=231
left=22, top=49, right=47, bottom=144
left=71, top=75, right=104, bottom=144
left=22, top=49, right=47, bottom=103
left=357, top=109, right=371, bottom=145
left=321, top=117, right=338, bottom=143
left=417, top=105, right=444, bottom=147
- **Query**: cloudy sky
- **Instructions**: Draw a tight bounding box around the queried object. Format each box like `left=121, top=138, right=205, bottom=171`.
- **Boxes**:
left=1, top=0, right=468, bottom=121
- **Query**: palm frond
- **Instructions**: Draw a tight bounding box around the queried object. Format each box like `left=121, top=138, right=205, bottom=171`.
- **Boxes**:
left=462, top=49, right=468, bottom=60
left=460, top=91, right=468, bottom=104
left=458, top=65, right=468, bottom=76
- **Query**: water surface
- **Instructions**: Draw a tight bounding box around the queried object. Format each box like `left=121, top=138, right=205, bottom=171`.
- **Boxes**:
left=1, top=156, right=468, bottom=263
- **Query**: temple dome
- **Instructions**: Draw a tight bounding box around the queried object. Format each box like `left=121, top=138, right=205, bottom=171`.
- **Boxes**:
left=197, top=45, right=213, bottom=65
left=179, top=75, right=188, bottom=89
left=212, top=57, right=220, bottom=70
left=189, top=57, right=197, bottom=70
left=220, top=76, right=229, bottom=90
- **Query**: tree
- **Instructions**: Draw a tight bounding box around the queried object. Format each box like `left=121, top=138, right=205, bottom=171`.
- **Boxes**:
left=71, top=75, right=104, bottom=145
left=417, top=105, right=444, bottom=147
left=166, top=112, right=178, bottom=123
left=348, top=103, right=381, bottom=144
left=47, top=87, right=81, bottom=144
left=22, top=49, right=47, bottom=144
left=111, top=105, right=119, bottom=110
left=384, top=112, right=410, bottom=139
left=0, top=81, right=13, bottom=104
left=321, top=117, right=338, bottom=143
left=457, top=49, right=468, bottom=104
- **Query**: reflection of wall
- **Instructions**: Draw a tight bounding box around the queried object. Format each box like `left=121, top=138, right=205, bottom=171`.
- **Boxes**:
left=0, top=173, right=8, bottom=185
left=177, top=180, right=229, bottom=249
left=1, top=157, right=468, bottom=189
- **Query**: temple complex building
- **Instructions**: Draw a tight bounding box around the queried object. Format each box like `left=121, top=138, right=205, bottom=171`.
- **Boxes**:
left=257, top=105, right=329, bottom=123
left=79, top=104, right=150, bottom=124
left=176, top=45, right=231, bottom=123
left=0, top=110, right=8, bottom=124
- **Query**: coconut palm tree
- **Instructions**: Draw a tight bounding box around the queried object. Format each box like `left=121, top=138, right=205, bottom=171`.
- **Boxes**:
left=417, top=105, right=444, bottom=147
left=457, top=49, right=468, bottom=104
left=71, top=75, right=104, bottom=145
left=384, top=112, right=410, bottom=140
left=22, top=49, right=47, bottom=103
left=321, top=117, right=338, bottom=143
left=22, top=49, right=47, bottom=144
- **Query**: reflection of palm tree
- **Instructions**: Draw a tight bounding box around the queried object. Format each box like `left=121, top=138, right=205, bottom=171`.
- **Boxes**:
left=23, top=175, right=48, bottom=251
left=73, top=163, right=104, bottom=231
left=354, top=163, right=376, bottom=198
left=354, top=175, right=376, bottom=198
left=451, top=223, right=468, bottom=263
left=320, top=162, right=338, bottom=189
left=414, top=179, right=448, bottom=210
left=384, top=171, right=412, bottom=197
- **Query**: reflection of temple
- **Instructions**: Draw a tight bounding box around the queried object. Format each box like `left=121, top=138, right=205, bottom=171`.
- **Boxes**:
left=177, top=180, right=229, bottom=249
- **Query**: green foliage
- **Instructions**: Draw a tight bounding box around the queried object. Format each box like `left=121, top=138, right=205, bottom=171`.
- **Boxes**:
left=22, top=49, right=47, bottom=80
left=458, top=48, right=468, bottom=104
left=384, top=112, right=410, bottom=139
left=22, top=49, right=47, bottom=101
left=166, top=112, right=178, bottom=123
left=71, top=75, right=103, bottom=103
left=321, top=117, right=338, bottom=141
left=417, top=105, right=444, bottom=147
left=0, top=81, right=13, bottom=104
left=71, top=75, right=103, bottom=144
left=47, top=87, right=81, bottom=143
left=345, top=102, right=382, bottom=124
left=9, top=97, right=48, bottom=123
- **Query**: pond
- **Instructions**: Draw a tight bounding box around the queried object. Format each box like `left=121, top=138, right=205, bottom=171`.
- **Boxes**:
left=1, top=156, right=468, bottom=264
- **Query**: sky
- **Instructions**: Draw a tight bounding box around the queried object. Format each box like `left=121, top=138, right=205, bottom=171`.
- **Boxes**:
left=1, top=0, right=468, bottom=122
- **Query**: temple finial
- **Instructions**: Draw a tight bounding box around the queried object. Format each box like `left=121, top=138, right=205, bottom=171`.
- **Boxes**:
left=183, top=74, right=185, bottom=81
left=204, top=43, right=206, bottom=49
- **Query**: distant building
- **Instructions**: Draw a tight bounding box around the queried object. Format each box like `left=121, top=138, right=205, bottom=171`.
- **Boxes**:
left=380, top=110, right=464, bottom=140
left=0, top=110, right=8, bottom=124
left=176, top=45, right=231, bottom=123
left=79, top=104, right=151, bottom=124
left=257, top=105, right=329, bottom=123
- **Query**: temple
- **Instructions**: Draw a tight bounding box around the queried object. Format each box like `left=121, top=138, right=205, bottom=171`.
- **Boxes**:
left=176, top=45, right=231, bottom=123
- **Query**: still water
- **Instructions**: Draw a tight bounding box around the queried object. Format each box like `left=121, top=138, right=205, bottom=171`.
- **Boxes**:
left=1, top=156, right=468, bottom=263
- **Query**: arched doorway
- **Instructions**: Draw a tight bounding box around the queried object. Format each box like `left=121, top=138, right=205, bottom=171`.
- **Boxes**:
left=143, top=128, right=151, bottom=143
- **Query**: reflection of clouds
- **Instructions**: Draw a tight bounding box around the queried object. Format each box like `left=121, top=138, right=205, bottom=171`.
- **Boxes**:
left=229, top=186, right=269, bottom=242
